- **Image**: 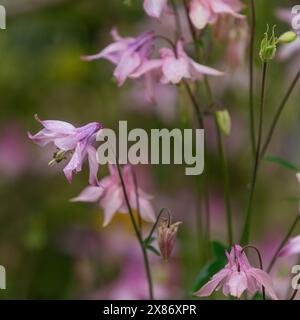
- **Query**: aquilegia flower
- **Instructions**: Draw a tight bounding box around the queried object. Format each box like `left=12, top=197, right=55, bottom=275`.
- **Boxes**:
left=195, top=245, right=278, bottom=300
left=71, top=165, right=156, bottom=227
left=82, top=28, right=155, bottom=86
left=279, top=236, right=300, bottom=258
left=158, top=218, right=182, bottom=262
left=28, top=115, right=102, bottom=184
left=131, top=39, right=223, bottom=85
left=189, top=0, right=244, bottom=30
left=144, top=0, right=168, bottom=18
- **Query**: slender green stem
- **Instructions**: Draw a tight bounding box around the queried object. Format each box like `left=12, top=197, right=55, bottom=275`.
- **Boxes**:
left=241, top=62, right=268, bottom=245
left=267, top=215, right=300, bottom=273
left=261, top=69, right=300, bottom=158
left=215, top=115, right=233, bottom=245
left=249, top=0, right=256, bottom=158
left=170, top=0, right=182, bottom=39
left=116, top=162, right=154, bottom=300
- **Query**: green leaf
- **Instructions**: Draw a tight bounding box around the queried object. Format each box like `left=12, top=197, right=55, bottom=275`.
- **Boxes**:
left=143, top=236, right=156, bottom=246
left=264, top=155, right=300, bottom=172
left=192, top=258, right=227, bottom=292
left=211, top=241, right=226, bottom=259
left=146, top=245, right=160, bottom=256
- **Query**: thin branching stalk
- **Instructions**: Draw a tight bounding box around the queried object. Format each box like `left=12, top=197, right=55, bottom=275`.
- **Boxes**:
left=241, top=62, right=268, bottom=245
left=267, top=214, right=300, bottom=273
left=116, top=161, right=154, bottom=300
left=249, top=0, right=256, bottom=158
left=261, top=69, right=300, bottom=157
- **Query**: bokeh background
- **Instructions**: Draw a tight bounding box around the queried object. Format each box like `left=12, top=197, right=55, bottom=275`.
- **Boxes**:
left=0, top=0, right=300, bottom=299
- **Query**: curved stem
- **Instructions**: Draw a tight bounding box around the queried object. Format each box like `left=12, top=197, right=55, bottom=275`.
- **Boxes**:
left=267, top=215, right=300, bottom=273
left=290, top=289, right=298, bottom=300
left=241, top=62, right=268, bottom=245
left=261, top=69, right=300, bottom=158
left=242, top=245, right=265, bottom=300
left=146, top=208, right=171, bottom=242
left=249, top=0, right=256, bottom=158
left=116, top=161, right=154, bottom=300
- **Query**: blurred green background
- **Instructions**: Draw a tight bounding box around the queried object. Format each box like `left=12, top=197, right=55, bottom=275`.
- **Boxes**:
left=0, top=0, right=299, bottom=299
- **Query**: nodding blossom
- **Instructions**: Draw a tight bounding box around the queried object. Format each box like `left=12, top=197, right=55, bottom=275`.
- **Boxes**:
left=81, top=28, right=155, bottom=86
left=28, top=115, right=102, bottom=184
left=71, top=165, right=156, bottom=227
left=189, top=0, right=244, bottom=30
left=195, top=245, right=278, bottom=300
left=131, top=39, right=223, bottom=85
left=158, top=218, right=182, bottom=262
left=143, top=0, right=168, bottom=18
left=279, top=235, right=300, bottom=258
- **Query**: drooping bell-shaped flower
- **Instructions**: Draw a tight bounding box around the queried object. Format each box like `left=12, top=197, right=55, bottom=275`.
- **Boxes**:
left=81, top=28, right=155, bottom=86
left=71, top=165, right=156, bottom=227
left=131, top=39, right=223, bottom=85
left=189, top=0, right=244, bottom=30
left=158, top=218, right=182, bottom=262
left=28, top=115, right=102, bottom=184
left=195, top=245, right=278, bottom=300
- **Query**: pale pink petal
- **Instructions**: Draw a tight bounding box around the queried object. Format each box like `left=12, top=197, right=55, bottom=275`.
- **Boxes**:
left=279, top=235, right=300, bottom=257
left=70, top=185, right=104, bottom=202
left=189, top=59, right=224, bottom=78
left=136, top=197, right=156, bottom=223
left=130, top=59, right=163, bottom=79
left=101, top=186, right=124, bottom=227
left=114, top=52, right=141, bottom=86
left=225, top=271, right=248, bottom=298
left=35, top=115, right=75, bottom=134
left=87, top=146, right=99, bottom=185
left=247, top=268, right=279, bottom=300
left=189, top=0, right=211, bottom=30
left=162, top=57, right=190, bottom=84
left=194, top=269, right=231, bottom=297
left=211, top=0, right=244, bottom=18
left=63, top=143, right=84, bottom=183
left=143, top=0, right=168, bottom=18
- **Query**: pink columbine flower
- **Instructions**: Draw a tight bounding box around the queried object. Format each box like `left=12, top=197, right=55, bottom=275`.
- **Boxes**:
left=195, top=245, right=278, bottom=300
left=279, top=236, right=300, bottom=258
left=81, top=28, right=155, bottom=86
left=189, top=0, right=244, bottom=30
left=28, top=115, right=101, bottom=184
left=143, top=0, right=168, bottom=18
left=71, top=165, right=156, bottom=227
left=131, top=39, right=223, bottom=85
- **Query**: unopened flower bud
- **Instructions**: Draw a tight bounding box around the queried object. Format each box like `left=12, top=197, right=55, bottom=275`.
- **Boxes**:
left=260, top=25, right=277, bottom=62
left=158, top=218, right=182, bottom=262
left=278, top=31, right=297, bottom=44
left=216, top=110, right=231, bottom=136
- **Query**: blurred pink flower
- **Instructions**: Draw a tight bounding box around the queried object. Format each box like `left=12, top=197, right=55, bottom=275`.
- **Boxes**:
left=144, top=0, right=168, bottom=18
left=195, top=245, right=278, bottom=300
left=71, top=165, right=156, bottom=227
left=189, top=0, right=244, bottom=30
left=132, top=39, right=223, bottom=85
left=277, top=8, right=300, bottom=61
left=0, top=124, right=31, bottom=177
left=82, top=28, right=155, bottom=86
left=28, top=115, right=101, bottom=184
left=279, top=236, right=300, bottom=258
